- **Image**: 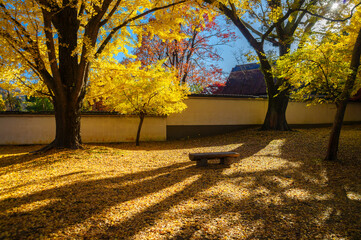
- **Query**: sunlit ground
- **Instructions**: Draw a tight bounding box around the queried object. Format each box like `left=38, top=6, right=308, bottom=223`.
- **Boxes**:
left=0, top=125, right=361, bottom=239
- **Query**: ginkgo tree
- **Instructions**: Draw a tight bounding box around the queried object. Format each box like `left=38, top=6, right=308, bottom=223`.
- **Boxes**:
left=88, top=60, right=189, bottom=146
left=0, top=0, right=198, bottom=150
left=275, top=35, right=353, bottom=105
left=275, top=0, right=361, bottom=161
left=0, top=58, right=25, bottom=111
left=202, top=0, right=345, bottom=130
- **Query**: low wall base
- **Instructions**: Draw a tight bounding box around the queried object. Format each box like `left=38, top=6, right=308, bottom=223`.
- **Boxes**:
left=166, top=125, right=258, bottom=140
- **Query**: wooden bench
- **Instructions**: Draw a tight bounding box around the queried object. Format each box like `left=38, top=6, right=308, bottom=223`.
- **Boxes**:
left=189, top=152, right=240, bottom=167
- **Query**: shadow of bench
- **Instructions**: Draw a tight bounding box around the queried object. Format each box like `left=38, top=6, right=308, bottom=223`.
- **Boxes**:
left=189, top=152, right=240, bottom=167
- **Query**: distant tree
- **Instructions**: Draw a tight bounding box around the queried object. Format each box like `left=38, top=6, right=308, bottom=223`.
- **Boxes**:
left=0, top=95, right=5, bottom=111
left=201, top=82, right=225, bottom=94
left=133, top=14, right=235, bottom=89
left=88, top=61, right=189, bottom=146
left=2, top=90, right=23, bottom=111
left=0, top=60, right=24, bottom=111
left=25, top=96, right=54, bottom=112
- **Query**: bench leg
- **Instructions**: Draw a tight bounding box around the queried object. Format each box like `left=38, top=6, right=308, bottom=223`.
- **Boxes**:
left=196, top=159, right=208, bottom=167
left=221, top=157, right=236, bottom=165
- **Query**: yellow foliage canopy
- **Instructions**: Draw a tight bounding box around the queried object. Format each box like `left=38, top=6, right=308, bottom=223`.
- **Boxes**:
left=0, top=0, right=205, bottom=97
left=0, top=0, right=207, bottom=147
left=88, top=60, right=189, bottom=116
left=274, top=2, right=361, bottom=105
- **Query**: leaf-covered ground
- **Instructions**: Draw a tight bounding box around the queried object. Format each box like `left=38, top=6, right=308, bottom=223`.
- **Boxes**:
left=1, top=125, right=361, bottom=239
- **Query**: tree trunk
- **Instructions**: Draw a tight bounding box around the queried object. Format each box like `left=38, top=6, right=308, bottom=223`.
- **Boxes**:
left=258, top=50, right=291, bottom=131
left=261, top=92, right=291, bottom=131
left=51, top=94, right=83, bottom=149
left=136, top=113, right=145, bottom=146
left=325, top=102, right=348, bottom=161
left=204, top=0, right=292, bottom=131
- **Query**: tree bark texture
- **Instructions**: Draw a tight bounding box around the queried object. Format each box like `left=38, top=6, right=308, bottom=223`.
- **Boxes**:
left=51, top=89, right=85, bottom=149
left=136, top=113, right=145, bottom=146
left=325, top=102, right=348, bottom=161
left=257, top=46, right=291, bottom=131
left=38, top=1, right=103, bottom=150
left=261, top=92, right=291, bottom=131
left=49, top=5, right=84, bottom=149
left=325, top=27, right=361, bottom=161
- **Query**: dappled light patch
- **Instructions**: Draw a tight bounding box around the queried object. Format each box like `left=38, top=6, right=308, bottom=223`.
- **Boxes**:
left=263, top=175, right=294, bottom=189
left=284, top=188, right=313, bottom=201
left=205, top=182, right=251, bottom=202
left=255, top=139, right=285, bottom=157
left=0, top=125, right=360, bottom=239
left=346, top=191, right=361, bottom=201
left=236, top=156, right=302, bottom=173
left=299, top=169, right=329, bottom=186
left=314, top=206, right=340, bottom=226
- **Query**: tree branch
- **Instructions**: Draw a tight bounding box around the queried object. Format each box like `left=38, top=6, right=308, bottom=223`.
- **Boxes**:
left=298, top=2, right=361, bottom=22
left=100, top=0, right=122, bottom=26
left=95, top=0, right=186, bottom=57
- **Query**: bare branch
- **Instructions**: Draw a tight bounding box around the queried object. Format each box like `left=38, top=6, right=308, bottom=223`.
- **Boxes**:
left=298, top=1, right=361, bottom=22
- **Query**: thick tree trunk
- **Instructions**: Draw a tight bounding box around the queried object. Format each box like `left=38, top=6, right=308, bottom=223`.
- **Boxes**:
left=136, top=113, right=145, bottom=146
left=204, top=0, right=292, bottom=131
left=52, top=96, right=83, bottom=149
left=258, top=50, right=291, bottom=131
left=261, top=93, right=291, bottom=131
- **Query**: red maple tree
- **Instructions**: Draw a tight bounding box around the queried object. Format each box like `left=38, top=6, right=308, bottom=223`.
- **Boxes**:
left=133, top=14, right=237, bottom=90
left=201, top=82, right=226, bottom=94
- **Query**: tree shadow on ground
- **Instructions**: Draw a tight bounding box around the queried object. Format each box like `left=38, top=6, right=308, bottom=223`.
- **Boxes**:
left=0, top=145, right=43, bottom=169
left=0, top=147, right=73, bottom=176
left=166, top=127, right=361, bottom=239
left=0, top=128, right=274, bottom=239
left=0, top=162, right=200, bottom=238
left=0, top=126, right=360, bottom=239
left=90, top=126, right=361, bottom=239
left=0, top=145, right=41, bottom=155
left=0, top=153, right=40, bottom=169
left=229, top=126, right=361, bottom=239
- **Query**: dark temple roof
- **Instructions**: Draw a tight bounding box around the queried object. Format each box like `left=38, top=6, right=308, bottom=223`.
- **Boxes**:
left=221, top=63, right=267, bottom=96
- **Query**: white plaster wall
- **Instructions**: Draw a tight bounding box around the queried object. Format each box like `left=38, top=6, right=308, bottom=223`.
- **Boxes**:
left=286, top=102, right=337, bottom=124
left=344, top=102, right=361, bottom=122
left=285, top=101, right=361, bottom=124
left=0, top=97, right=360, bottom=145
left=0, top=115, right=166, bottom=145
left=0, top=115, right=55, bottom=145
left=81, top=115, right=166, bottom=143
left=167, top=97, right=268, bottom=125
left=167, top=97, right=361, bottom=126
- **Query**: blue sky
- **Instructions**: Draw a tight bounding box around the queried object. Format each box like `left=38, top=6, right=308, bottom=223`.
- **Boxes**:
left=211, top=36, right=251, bottom=75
